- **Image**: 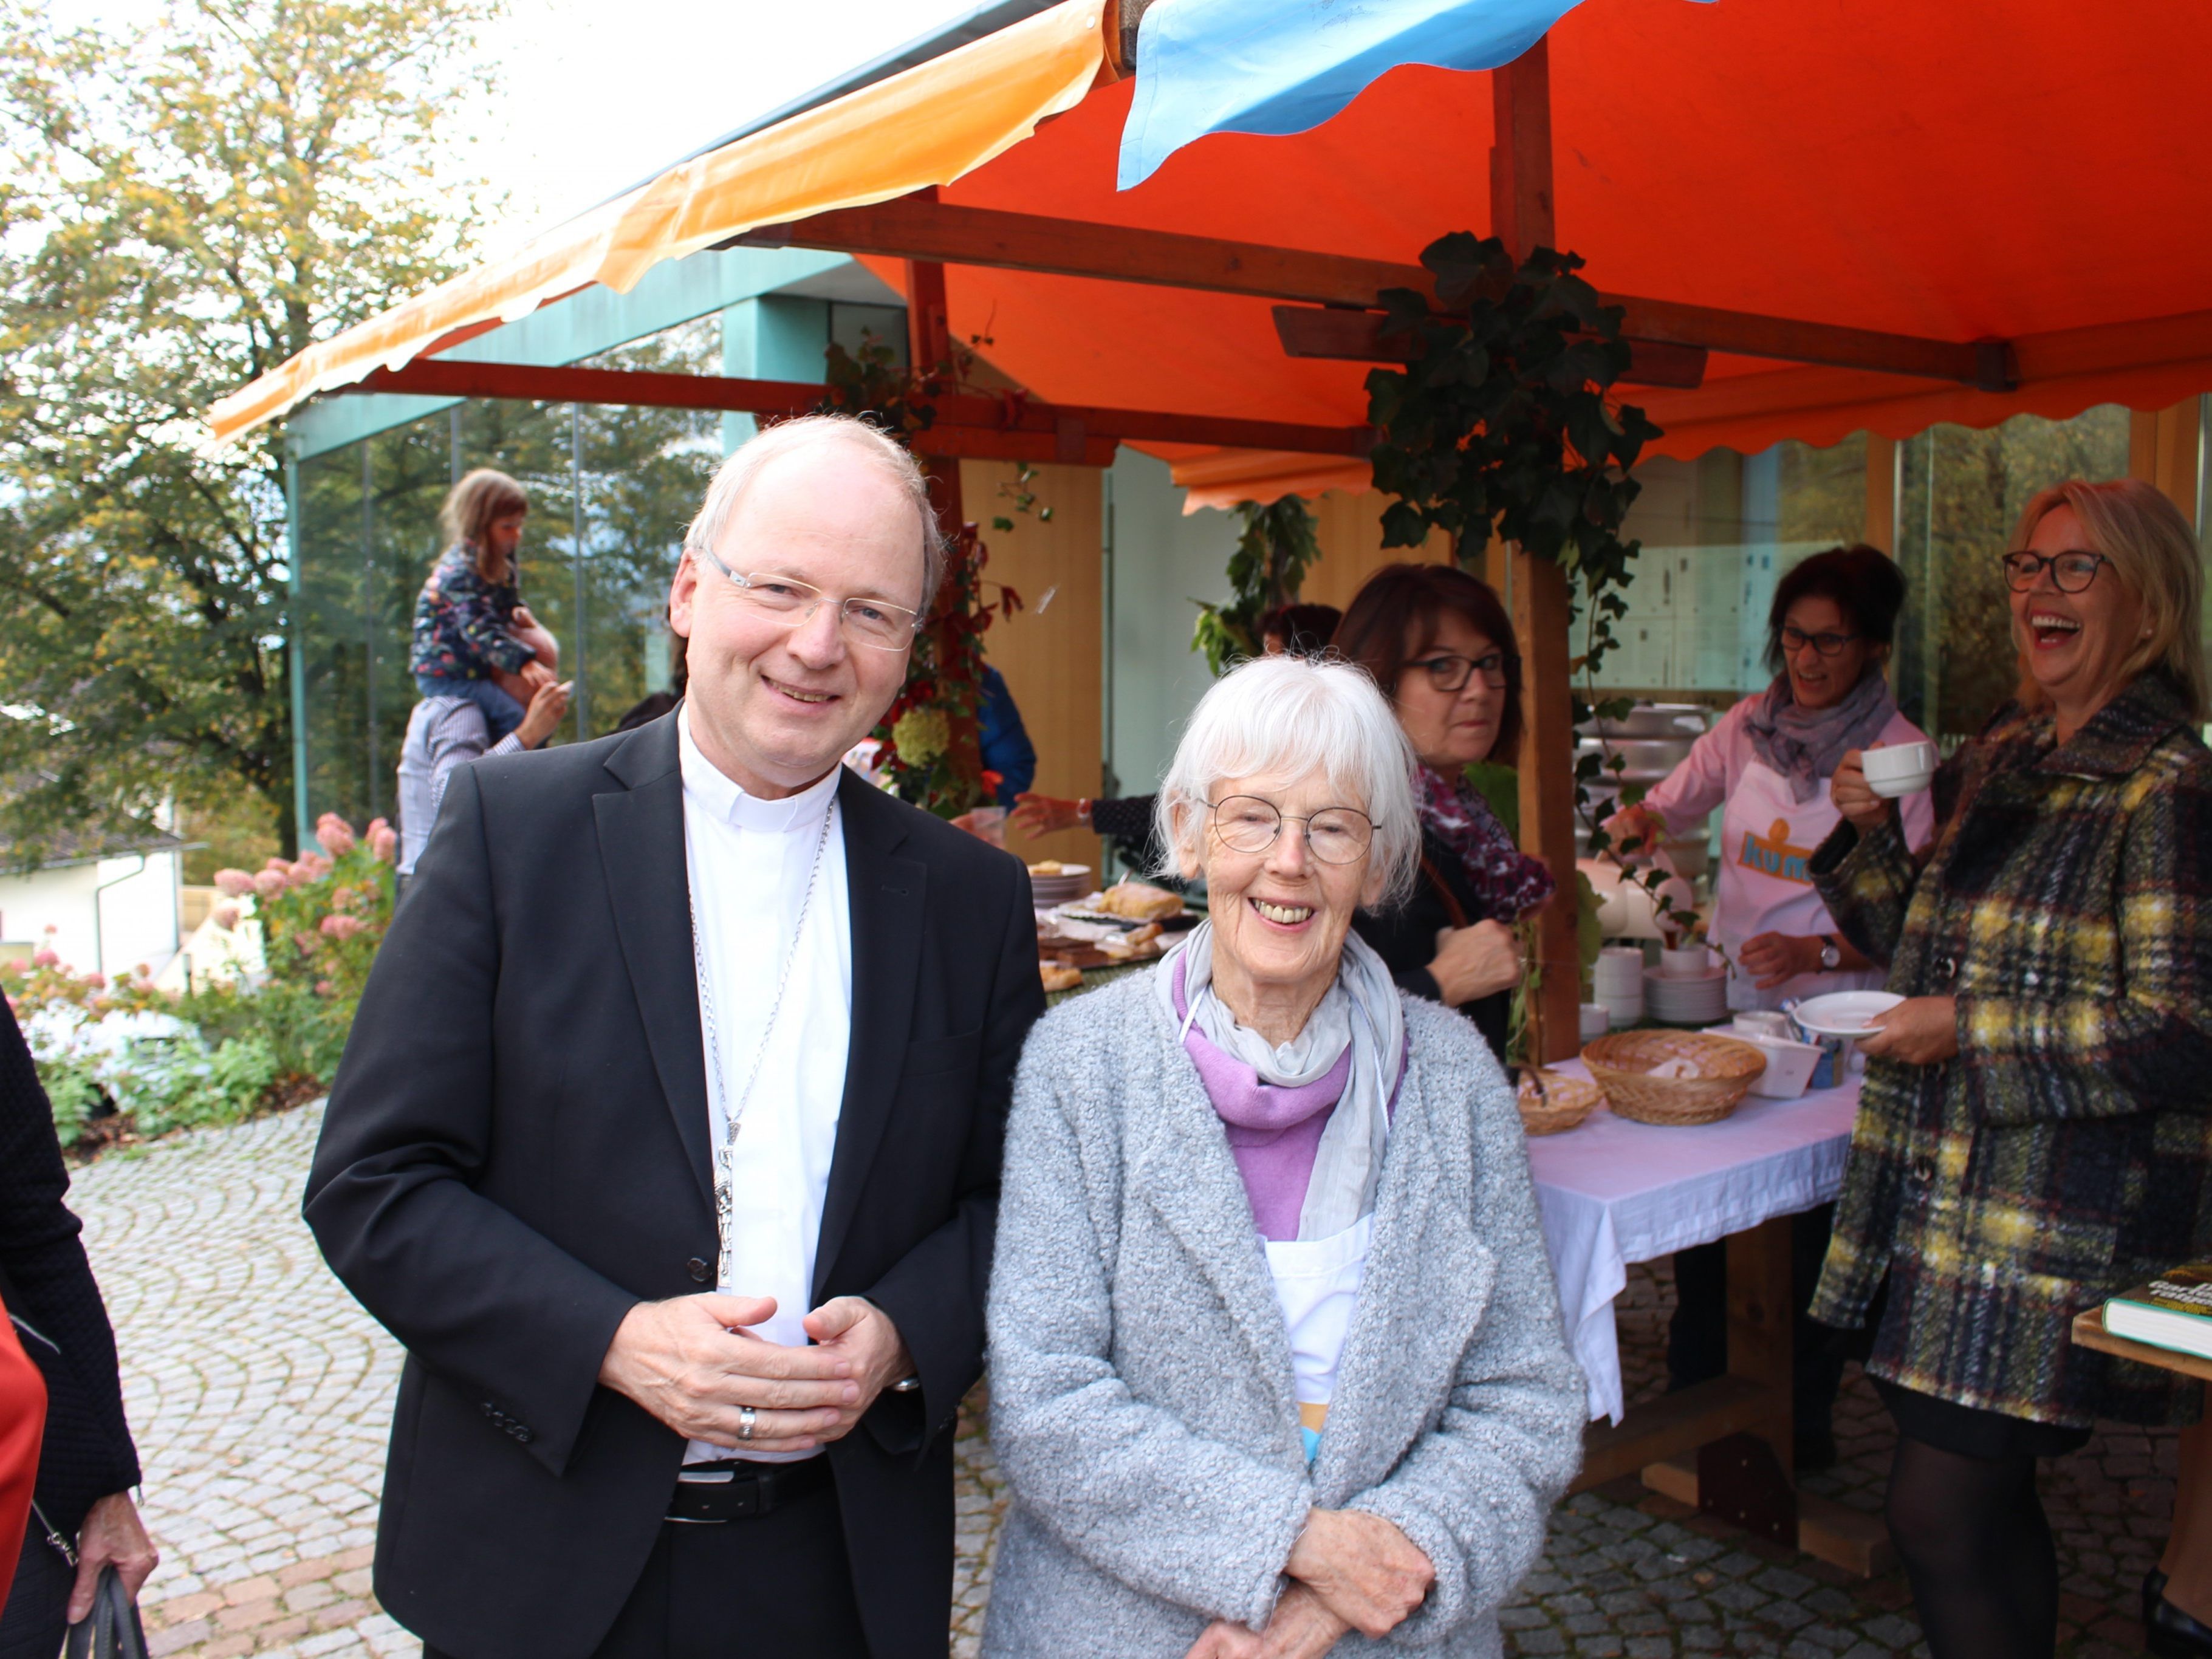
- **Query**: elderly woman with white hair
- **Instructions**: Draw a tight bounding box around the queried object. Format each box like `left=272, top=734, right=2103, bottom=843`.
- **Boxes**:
left=982, top=655, right=1584, bottom=1659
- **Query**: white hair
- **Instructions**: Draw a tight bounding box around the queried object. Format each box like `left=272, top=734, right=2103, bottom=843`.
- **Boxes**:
left=1154, top=654, right=1422, bottom=906
left=682, top=414, right=946, bottom=611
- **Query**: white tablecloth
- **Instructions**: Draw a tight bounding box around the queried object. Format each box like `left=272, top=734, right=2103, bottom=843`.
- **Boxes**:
left=1525, top=1064, right=1861, bottom=1424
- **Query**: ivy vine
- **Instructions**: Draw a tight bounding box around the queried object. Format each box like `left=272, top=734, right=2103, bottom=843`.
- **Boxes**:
left=1365, top=233, right=1699, bottom=973
left=1190, top=496, right=1324, bottom=674
left=812, top=330, right=1024, bottom=818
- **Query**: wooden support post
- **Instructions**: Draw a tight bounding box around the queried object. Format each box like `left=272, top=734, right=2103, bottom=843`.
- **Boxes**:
left=1490, top=35, right=1578, bottom=1062
left=1864, top=434, right=1898, bottom=554
left=2130, top=396, right=2202, bottom=526
left=1509, top=551, right=1583, bottom=1062
left=1489, top=37, right=1554, bottom=260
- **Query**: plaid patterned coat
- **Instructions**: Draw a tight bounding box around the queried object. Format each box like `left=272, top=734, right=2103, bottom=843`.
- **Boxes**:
left=1807, top=669, right=2212, bottom=1427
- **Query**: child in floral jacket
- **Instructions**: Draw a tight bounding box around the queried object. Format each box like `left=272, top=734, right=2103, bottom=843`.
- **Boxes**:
left=411, top=470, right=541, bottom=739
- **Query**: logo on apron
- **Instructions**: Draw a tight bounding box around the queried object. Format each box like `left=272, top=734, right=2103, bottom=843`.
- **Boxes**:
left=1738, top=818, right=1815, bottom=884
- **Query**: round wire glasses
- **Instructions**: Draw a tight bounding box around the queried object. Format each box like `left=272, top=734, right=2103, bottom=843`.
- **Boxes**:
left=1205, top=795, right=1374, bottom=864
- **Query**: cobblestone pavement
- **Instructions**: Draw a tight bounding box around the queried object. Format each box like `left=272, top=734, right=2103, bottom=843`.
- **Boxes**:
left=66, top=1106, right=2171, bottom=1658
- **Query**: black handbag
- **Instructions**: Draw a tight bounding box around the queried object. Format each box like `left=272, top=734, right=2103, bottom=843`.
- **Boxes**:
left=63, top=1565, right=148, bottom=1659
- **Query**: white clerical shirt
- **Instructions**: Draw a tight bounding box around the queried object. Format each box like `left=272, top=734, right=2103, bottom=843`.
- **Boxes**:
left=677, top=706, right=852, bottom=1464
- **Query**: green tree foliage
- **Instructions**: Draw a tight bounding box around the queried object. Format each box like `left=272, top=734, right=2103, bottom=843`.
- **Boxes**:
left=0, top=0, right=496, bottom=859
left=291, top=325, right=721, bottom=827
left=1191, top=496, right=1323, bottom=674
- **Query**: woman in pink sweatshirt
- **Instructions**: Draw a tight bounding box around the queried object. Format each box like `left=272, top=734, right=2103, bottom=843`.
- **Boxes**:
left=1609, top=544, right=1936, bottom=1014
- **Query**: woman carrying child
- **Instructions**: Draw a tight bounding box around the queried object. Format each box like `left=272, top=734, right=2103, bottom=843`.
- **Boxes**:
left=411, top=469, right=553, bottom=740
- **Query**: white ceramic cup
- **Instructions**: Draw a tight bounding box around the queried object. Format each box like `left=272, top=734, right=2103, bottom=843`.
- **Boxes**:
left=1657, top=945, right=1713, bottom=978
left=1862, top=741, right=1937, bottom=798
left=1579, top=1002, right=1611, bottom=1042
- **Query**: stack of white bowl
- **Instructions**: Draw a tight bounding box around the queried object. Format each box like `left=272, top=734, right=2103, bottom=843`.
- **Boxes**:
left=1592, top=946, right=1646, bottom=1027
left=1645, top=945, right=1728, bottom=1025
left=1573, top=703, right=1710, bottom=867
left=1027, top=863, right=1091, bottom=908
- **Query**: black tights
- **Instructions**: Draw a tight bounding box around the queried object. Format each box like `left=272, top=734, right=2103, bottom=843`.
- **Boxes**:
left=1885, top=1431, right=2059, bottom=1659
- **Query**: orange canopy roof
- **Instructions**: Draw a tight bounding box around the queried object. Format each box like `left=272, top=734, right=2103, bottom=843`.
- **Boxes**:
left=214, top=0, right=2212, bottom=498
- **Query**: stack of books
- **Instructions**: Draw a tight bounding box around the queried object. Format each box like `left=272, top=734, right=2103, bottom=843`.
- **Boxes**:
left=2103, top=1263, right=2212, bottom=1360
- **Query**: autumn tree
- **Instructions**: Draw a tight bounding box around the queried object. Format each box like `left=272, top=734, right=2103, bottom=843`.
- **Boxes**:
left=0, top=0, right=496, bottom=858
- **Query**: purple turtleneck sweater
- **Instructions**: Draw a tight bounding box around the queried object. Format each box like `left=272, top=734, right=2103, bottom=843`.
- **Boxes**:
left=1173, top=957, right=1368, bottom=1242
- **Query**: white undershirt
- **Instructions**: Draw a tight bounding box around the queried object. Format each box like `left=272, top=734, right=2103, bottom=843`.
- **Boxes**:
left=677, top=706, right=852, bottom=1463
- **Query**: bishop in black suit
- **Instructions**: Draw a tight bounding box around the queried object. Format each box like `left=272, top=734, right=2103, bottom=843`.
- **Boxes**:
left=306, top=417, right=1045, bottom=1659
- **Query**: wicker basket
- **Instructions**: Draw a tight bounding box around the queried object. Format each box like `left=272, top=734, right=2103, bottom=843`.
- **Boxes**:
left=1515, top=1068, right=1604, bottom=1136
left=1579, top=1031, right=1767, bottom=1126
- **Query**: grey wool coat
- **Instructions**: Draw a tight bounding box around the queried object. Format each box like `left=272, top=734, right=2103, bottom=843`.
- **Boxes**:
left=982, top=970, right=1586, bottom=1658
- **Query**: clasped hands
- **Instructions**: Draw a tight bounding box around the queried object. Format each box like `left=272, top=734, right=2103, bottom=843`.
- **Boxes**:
left=1186, top=1508, right=1434, bottom=1659
left=597, top=1293, right=912, bottom=1453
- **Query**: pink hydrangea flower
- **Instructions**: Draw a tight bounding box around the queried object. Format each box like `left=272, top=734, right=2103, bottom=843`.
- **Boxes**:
left=316, top=813, right=357, bottom=858
left=320, top=914, right=366, bottom=941
left=265, top=857, right=292, bottom=874
left=211, top=903, right=239, bottom=931
left=295, top=932, right=317, bottom=957
left=369, top=825, right=399, bottom=865
left=213, top=868, right=255, bottom=897
left=252, top=869, right=287, bottom=898
left=31, top=948, right=58, bottom=968
left=315, top=979, right=335, bottom=996
left=82, top=972, right=106, bottom=990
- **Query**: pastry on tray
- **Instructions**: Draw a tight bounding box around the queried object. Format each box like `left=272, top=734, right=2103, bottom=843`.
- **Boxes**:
left=1040, top=962, right=1085, bottom=993
left=1092, top=881, right=1185, bottom=923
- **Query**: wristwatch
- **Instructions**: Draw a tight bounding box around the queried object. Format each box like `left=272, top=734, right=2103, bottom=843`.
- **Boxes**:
left=1817, top=935, right=1841, bottom=971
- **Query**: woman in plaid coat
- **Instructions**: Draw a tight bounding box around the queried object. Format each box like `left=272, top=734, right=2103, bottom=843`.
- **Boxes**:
left=1806, top=479, right=2211, bottom=1659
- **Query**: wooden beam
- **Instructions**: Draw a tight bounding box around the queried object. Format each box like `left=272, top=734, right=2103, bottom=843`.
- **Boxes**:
left=349, top=358, right=1370, bottom=460
left=1272, top=304, right=1709, bottom=388
left=1575, top=1375, right=1772, bottom=1491
left=1490, top=36, right=1555, bottom=257
left=738, top=197, right=2000, bottom=385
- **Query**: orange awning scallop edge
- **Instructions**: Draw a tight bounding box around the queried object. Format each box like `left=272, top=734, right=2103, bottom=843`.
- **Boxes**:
left=207, top=0, right=1108, bottom=445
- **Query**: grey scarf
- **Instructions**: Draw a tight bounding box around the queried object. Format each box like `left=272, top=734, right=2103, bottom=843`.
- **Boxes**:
left=1154, top=922, right=1405, bottom=1240
left=1742, top=669, right=1896, bottom=804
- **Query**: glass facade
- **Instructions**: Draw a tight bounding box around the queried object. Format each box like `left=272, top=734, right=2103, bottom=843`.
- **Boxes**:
left=1598, top=405, right=2151, bottom=745
left=292, top=326, right=721, bottom=828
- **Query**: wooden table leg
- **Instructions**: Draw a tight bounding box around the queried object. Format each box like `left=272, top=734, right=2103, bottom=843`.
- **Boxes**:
left=1696, top=1215, right=1799, bottom=1545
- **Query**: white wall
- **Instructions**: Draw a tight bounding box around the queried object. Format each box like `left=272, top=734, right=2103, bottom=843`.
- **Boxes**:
left=1102, top=451, right=1239, bottom=812
left=0, top=851, right=182, bottom=978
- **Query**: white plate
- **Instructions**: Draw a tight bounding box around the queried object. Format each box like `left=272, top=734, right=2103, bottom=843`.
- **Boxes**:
left=1791, top=990, right=1905, bottom=1038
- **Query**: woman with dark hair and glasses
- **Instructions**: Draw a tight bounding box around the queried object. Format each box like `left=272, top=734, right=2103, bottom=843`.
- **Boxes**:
left=1332, top=563, right=1555, bottom=1066
left=1608, top=544, right=1935, bottom=1014
left=1604, top=544, right=1934, bottom=1468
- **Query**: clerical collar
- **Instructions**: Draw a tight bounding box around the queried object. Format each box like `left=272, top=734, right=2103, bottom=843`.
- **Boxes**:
left=677, top=704, right=841, bottom=835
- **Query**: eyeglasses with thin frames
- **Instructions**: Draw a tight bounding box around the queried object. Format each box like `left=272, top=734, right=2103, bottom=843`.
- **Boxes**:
left=2000, top=549, right=2109, bottom=594
left=689, top=542, right=922, bottom=650
left=1205, top=796, right=1374, bottom=864
left=1408, top=651, right=1512, bottom=693
left=1779, top=625, right=1860, bottom=657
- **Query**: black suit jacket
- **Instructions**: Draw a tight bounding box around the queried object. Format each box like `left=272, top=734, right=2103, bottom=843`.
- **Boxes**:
left=0, top=1002, right=141, bottom=1542
left=1351, top=827, right=1512, bottom=1064
left=304, top=713, right=1044, bottom=1659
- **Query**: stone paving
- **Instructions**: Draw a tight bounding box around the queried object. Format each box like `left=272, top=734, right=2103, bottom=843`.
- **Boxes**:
left=61, top=1103, right=2174, bottom=1658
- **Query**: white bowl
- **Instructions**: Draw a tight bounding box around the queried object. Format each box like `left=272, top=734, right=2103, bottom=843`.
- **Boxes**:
left=1792, top=990, right=1905, bottom=1038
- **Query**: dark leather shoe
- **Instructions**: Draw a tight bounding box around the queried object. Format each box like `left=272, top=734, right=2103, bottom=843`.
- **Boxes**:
left=2149, top=1568, right=2171, bottom=1631
left=2148, top=1575, right=2212, bottom=1659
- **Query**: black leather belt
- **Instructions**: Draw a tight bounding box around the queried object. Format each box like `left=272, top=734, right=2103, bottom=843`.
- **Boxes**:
left=666, top=1456, right=833, bottom=1524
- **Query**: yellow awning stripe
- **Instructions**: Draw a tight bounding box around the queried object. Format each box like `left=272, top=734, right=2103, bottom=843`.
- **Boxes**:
left=209, top=0, right=1107, bottom=445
